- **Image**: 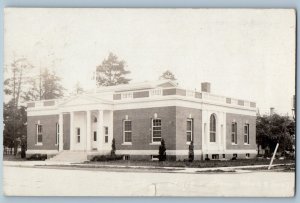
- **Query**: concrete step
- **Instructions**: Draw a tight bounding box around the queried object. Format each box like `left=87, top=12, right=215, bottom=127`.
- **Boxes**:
left=47, top=151, right=88, bottom=163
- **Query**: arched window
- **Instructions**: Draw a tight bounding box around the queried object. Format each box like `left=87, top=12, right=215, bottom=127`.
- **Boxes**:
left=210, top=114, right=216, bottom=142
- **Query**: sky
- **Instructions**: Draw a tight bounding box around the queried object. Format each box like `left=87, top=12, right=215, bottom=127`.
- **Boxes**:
left=4, top=8, right=295, bottom=115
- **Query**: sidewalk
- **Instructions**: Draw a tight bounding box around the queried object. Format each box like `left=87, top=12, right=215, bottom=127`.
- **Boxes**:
left=3, top=160, right=294, bottom=174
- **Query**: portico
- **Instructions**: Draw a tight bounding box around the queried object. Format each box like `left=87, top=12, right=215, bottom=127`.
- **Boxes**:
left=57, top=95, right=113, bottom=153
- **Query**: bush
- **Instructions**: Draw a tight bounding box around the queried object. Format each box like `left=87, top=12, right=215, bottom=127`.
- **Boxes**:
left=188, top=141, right=194, bottom=162
left=111, top=138, right=116, bottom=156
left=159, top=139, right=166, bottom=161
left=27, top=154, right=47, bottom=161
left=91, top=154, right=123, bottom=162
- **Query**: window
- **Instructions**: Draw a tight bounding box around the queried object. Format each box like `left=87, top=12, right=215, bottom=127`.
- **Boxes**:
left=222, top=154, right=225, bottom=159
left=104, top=126, right=108, bottom=143
left=121, top=92, right=133, bottom=99
left=123, top=155, right=130, bottom=160
left=209, top=114, right=216, bottom=142
left=56, top=123, right=59, bottom=145
left=186, top=119, right=193, bottom=142
left=231, top=122, right=237, bottom=144
left=246, top=153, right=250, bottom=158
left=212, top=154, right=219, bottom=160
left=76, top=128, right=80, bottom=143
left=244, top=124, right=250, bottom=144
left=150, top=88, right=162, bottom=96
left=93, top=131, right=97, bottom=141
left=233, top=154, right=237, bottom=158
left=123, top=120, right=132, bottom=143
left=152, top=119, right=162, bottom=142
left=36, top=124, right=43, bottom=144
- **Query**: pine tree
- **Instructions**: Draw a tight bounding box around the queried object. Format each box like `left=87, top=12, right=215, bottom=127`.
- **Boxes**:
left=96, top=53, right=131, bottom=86
left=159, top=139, right=167, bottom=161
left=111, top=138, right=116, bottom=157
left=159, top=70, right=176, bottom=81
left=188, top=141, right=194, bottom=162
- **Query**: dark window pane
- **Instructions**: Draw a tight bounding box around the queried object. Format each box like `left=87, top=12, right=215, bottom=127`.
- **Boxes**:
left=38, top=134, right=42, bottom=143
left=105, top=136, right=108, bottom=143
left=187, top=132, right=192, bottom=142
left=94, top=131, right=97, bottom=141
left=187, top=120, right=192, bottom=131
left=125, top=132, right=132, bottom=142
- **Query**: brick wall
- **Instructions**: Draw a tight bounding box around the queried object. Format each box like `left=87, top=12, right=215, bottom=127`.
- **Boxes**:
left=226, top=113, right=256, bottom=150
left=175, top=106, right=202, bottom=151
left=27, top=114, right=71, bottom=151
left=113, top=106, right=176, bottom=151
left=27, top=115, right=59, bottom=150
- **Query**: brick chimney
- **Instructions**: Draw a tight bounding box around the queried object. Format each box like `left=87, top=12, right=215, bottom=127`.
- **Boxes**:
left=270, top=107, right=275, bottom=116
left=201, top=82, right=211, bottom=93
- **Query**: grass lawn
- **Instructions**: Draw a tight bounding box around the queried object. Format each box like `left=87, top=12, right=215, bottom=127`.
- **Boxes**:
left=3, top=154, right=26, bottom=161
left=88, top=158, right=295, bottom=168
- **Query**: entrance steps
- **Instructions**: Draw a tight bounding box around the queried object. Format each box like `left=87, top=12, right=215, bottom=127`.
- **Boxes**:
left=47, top=151, right=88, bottom=163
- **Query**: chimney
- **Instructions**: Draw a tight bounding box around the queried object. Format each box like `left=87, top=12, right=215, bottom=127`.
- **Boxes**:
left=270, top=107, right=275, bottom=116
left=201, top=82, right=211, bottom=93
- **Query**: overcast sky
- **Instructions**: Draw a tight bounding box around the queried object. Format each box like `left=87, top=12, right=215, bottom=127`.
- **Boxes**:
left=4, top=8, right=295, bottom=115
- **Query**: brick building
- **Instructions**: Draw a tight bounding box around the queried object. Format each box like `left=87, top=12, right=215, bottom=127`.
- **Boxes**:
left=26, top=80, right=257, bottom=161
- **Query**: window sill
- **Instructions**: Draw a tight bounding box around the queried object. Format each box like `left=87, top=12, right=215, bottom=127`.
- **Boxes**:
left=244, top=143, right=250, bottom=145
left=122, top=143, right=132, bottom=145
left=35, top=143, right=43, bottom=146
left=231, top=143, right=238, bottom=145
left=186, top=142, right=192, bottom=145
left=149, top=142, right=160, bottom=145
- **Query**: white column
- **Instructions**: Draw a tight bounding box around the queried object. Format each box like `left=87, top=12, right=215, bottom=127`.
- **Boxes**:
left=223, top=112, right=227, bottom=151
left=97, top=110, right=104, bottom=151
left=58, top=113, right=64, bottom=151
left=109, top=110, right=113, bottom=145
left=86, top=110, right=91, bottom=151
left=70, top=111, right=74, bottom=150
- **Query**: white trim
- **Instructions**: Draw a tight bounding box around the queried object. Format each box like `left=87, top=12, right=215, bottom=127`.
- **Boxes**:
left=149, top=142, right=160, bottom=145
left=152, top=118, right=162, bottom=143
left=36, top=124, right=43, bottom=145
left=114, top=96, right=256, bottom=115
left=121, top=143, right=132, bottom=145
left=231, top=122, right=238, bottom=145
left=225, top=149, right=257, bottom=154
left=244, top=123, right=250, bottom=144
left=123, top=120, right=132, bottom=143
left=35, top=143, right=43, bottom=146
left=27, top=97, right=256, bottom=117
left=116, top=150, right=203, bottom=156
left=186, top=118, right=193, bottom=142
left=26, top=150, right=58, bottom=154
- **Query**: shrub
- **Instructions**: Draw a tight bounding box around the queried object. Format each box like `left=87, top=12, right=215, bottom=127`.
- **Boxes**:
left=27, top=153, right=47, bottom=161
left=188, top=141, right=194, bottom=162
left=111, top=138, right=116, bottom=157
left=159, top=139, right=166, bottom=161
left=91, top=155, right=123, bottom=162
